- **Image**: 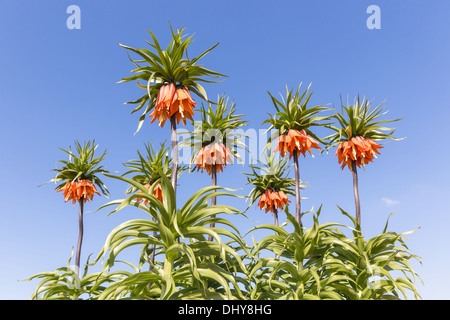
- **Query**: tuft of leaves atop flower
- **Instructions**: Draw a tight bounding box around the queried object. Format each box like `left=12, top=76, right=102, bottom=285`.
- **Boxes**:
left=47, top=140, right=109, bottom=198
left=263, top=83, right=332, bottom=145
left=244, top=153, right=299, bottom=207
left=324, top=95, right=403, bottom=153
left=181, top=94, right=249, bottom=169
left=119, top=25, right=226, bottom=133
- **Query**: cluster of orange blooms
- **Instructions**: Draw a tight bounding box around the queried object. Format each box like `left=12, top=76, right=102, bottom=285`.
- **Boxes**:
left=275, top=129, right=321, bottom=158
left=194, top=143, right=233, bottom=175
left=149, top=83, right=196, bottom=127
left=335, top=136, right=383, bottom=170
left=135, top=182, right=163, bottom=204
left=57, top=179, right=100, bottom=204
left=257, top=189, right=290, bottom=213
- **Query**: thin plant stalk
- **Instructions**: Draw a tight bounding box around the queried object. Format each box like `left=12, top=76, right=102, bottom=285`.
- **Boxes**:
left=274, top=207, right=280, bottom=260
left=273, top=207, right=279, bottom=227
left=208, top=164, right=217, bottom=241
left=293, top=150, right=302, bottom=228
left=351, top=161, right=361, bottom=226
left=170, top=117, right=178, bottom=193
left=75, top=197, right=84, bottom=276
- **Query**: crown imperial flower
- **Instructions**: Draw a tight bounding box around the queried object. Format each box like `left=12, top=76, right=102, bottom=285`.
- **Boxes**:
left=275, top=129, right=321, bottom=159
left=194, top=143, right=233, bottom=175
left=257, top=189, right=290, bottom=213
left=335, top=136, right=383, bottom=170
left=57, top=179, right=101, bottom=204
left=149, top=84, right=196, bottom=127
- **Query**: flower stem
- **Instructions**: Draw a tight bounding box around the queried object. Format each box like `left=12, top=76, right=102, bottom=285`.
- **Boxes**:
left=75, top=198, right=84, bottom=276
left=273, top=207, right=279, bottom=227
left=351, top=161, right=361, bottom=226
left=293, top=150, right=303, bottom=229
left=273, top=207, right=280, bottom=259
left=170, top=117, right=178, bottom=194
left=208, top=164, right=217, bottom=241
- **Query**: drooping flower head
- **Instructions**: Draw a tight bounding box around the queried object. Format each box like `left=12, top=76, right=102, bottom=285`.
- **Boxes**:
left=170, top=86, right=196, bottom=126
left=149, top=84, right=197, bottom=127
left=257, top=189, right=290, bottom=213
left=57, top=179, right=101, bottom=204
left=149, top=83, right=176, bottom=127
left=274, top=129, right=321, bottom=159
left=335, top=136, right=383, bottom=170
left=194, top=142, right=233, bottom=175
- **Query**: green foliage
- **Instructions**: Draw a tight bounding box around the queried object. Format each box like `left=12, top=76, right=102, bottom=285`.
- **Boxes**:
left=321, top=208, right=422, bottom=300
left=246, top=207, right=422, bottom=300
left=45, top=139, right=109, bottom=197
left=27, top=178, right=422, bottom=300
left=23, top=250, right=131, bottom=300
left=85, top=170, right=249, bottom=300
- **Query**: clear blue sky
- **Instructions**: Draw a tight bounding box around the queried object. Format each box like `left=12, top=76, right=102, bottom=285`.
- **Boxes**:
left=1, top=0, right=449, bottom=299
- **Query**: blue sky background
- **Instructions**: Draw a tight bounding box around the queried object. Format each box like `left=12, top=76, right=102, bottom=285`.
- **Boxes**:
left=1, top=0, right=449, bottom=299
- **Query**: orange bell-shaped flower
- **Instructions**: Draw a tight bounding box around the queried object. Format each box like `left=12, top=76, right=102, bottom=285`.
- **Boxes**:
left=288, top=129, right=321, bottom=157
left=149, top=84, right=196, bottom=127
left=57, top=179, right=100, bottom=204
left=335, top=136, right=383, bottom=170
left=275, top=129, right=321, bottom=159
left=274, top=134, right=291, bottom=158
left=149, top=83, right=176, bottom=127
left=257, top=189, right=290, bottom=213
left=194, top=143, right=233, bottom=175
left=169, top=87, right=196, bottom=126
